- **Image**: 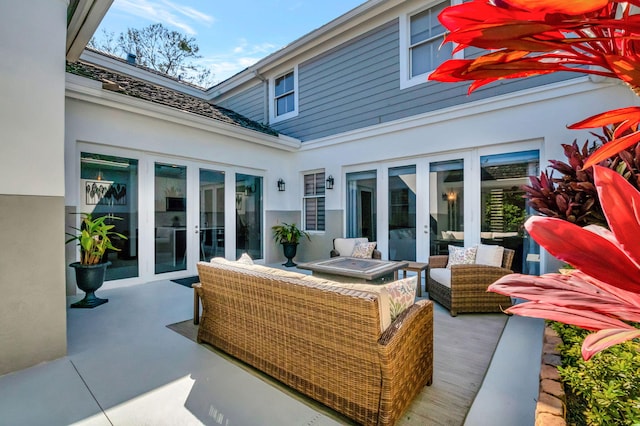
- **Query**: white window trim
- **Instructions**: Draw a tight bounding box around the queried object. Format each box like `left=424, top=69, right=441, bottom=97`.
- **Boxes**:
left=399, top=1, right=464, bottom=90
left=302, top=170, right=326, bottom=233
left=269, top=66, right=299, bottom=124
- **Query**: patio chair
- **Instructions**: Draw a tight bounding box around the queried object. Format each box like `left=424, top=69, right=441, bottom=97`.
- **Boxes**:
left=330, top=237, right=381, bottom=259
left=427, top=246, right=514, bottom=316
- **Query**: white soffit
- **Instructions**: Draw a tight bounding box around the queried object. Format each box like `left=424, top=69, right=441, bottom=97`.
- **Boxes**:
left=67, top=0, right=113, bottom=62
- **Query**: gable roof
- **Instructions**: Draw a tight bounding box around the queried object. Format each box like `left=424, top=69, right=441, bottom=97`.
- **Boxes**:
left=66, top=59, right=279, bottom=137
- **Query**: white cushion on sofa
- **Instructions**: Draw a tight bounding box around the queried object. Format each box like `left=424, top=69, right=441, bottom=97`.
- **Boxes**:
left=333, top=237, right=368, bottom=256
left=210, top=257, right=308, bottom=279
left=429, top=268, right=451, bottom=288
left=475, top=244, right=505, bottom=267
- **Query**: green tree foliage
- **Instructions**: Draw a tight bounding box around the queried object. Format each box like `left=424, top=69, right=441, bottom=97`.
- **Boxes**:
left=89, top=23, right=214, bottom=88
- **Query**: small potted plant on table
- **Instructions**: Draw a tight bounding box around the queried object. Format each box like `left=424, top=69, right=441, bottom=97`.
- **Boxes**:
left=272, top=222, right=310, bottom=267
left=66, top=213, right=126, bottom=308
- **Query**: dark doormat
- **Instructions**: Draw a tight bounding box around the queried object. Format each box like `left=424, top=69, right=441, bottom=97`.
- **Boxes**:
left=171, top=276, right=200, bottom=288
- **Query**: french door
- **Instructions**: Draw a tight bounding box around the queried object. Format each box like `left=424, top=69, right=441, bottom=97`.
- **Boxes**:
left=153, top=160, right=266, bottom=278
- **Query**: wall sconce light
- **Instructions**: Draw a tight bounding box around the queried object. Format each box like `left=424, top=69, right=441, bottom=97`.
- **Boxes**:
left=442, top=191, right=457, bottom=201
left=325, top=175, right=334, bottom=190
left=277, top=178, right=286, bottom=192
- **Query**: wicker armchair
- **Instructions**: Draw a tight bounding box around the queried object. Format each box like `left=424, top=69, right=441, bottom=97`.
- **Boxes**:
left=427, top=248, right=515, bottom=316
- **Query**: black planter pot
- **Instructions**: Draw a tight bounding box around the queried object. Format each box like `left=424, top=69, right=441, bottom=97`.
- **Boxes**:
left=281, top=242, right=299, bottom=267
left=69, top=261, right=111, bottom=308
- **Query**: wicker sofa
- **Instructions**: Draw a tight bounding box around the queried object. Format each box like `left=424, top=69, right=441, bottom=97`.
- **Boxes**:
left=195, top=258, right=433, bottom=426
left=427, top=247, right=515, bottom=316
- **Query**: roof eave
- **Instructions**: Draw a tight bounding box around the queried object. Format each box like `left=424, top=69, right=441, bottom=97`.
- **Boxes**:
left=67, top=0, right=113, bottom=62
left=65, top=72, right=301, bottom=151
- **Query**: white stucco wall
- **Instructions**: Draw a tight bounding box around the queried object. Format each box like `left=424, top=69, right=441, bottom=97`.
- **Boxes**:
left=297, top=77, right=638, bottom=272
left=0, top=0, right=66, bottom=197
left=0, top=0, right=68, bottom=375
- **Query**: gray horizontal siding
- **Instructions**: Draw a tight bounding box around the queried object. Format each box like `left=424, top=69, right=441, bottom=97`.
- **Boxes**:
left=216, top=17, right=580, bottom=142
left=271, top=18, right=579, bottom=142
left=216, top=83, right=265, bottom=124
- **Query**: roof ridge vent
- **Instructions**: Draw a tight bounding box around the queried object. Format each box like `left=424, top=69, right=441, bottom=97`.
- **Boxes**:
left=126, top=53, right=137, bottom=65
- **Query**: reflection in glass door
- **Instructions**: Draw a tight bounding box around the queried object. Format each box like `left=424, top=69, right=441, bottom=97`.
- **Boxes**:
left=429, top=160, right=464, bottom=255
left=199, top=169, right=225, bottom=261
left=480, top=150, right=539, bottom=274
left=155, top=163, right=187, bottom=273
left=346, top=170, right=377, bottom=241
left=388, top=165, right=416, bottom=261
left=236, top=173, right=263, bottom=260
left=80, top=153, right=139, bottom=281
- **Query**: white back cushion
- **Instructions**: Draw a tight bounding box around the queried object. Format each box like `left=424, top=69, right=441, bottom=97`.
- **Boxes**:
left=475, top=244, right=505, bottom=267
left=334, top=237, right=368, bottom=256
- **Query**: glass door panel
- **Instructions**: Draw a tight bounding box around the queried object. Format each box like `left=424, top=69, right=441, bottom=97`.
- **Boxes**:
left=480, top=150, right=539, bottom=273
left=236, top=173, right=263, bottom=260
left=429, top=159, right=464, bottom=255
left=346, top=170, right=377, bottom=241
left=388, top=165, right=416, bottom=261
left=155, top=162, right=187, bottom=273
left=200, top=169, right=225, bottom=261
left=80, top=153, right=139, bottom=281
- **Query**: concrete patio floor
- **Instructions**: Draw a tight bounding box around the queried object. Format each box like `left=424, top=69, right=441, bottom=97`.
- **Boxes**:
left=0, top=275, right=544, bottom=425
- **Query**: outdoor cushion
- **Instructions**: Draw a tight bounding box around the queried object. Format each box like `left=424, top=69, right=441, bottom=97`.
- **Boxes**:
left=210, top=257, right=308, bottom=279
left=351, top=241, right=377, bottom=258
left=332, top=276, right=417, bottom=323
left=475, top=244, right=505, bottom=267
left=333, top=237, right=368, bottom=257
left=429, top=268, right=451, bottom=288
left=446, top=245, right=477, bottom=269
left=236, top=252, right=254, bottom=264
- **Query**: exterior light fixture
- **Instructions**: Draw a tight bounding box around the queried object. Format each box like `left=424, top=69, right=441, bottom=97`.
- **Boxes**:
left=277, top=178, right=286, bottom=192
left=325, top=175, right=334, bottom=190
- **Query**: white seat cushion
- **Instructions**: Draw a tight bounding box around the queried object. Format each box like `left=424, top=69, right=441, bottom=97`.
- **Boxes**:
left=475, top=244, right=505, bottom=267
left=333, top=237, right=368, bottom=257
left=429, top=268, right=451, bottom=288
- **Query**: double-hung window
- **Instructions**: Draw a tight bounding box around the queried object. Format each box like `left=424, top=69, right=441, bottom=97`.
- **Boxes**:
left=270, top=67, right=298, bottom=123
left=400, top=1, right=458, bottom=89
left=303, top=172, right=325, bottom=232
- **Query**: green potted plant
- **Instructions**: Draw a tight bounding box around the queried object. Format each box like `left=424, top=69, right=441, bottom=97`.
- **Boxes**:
left=272, top=222, right=310, bottom=267
left=66, top=213, right=127, bottom=308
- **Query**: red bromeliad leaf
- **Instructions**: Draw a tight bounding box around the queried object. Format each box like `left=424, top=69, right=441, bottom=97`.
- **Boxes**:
left=490, top=272, right=640, bottom=320
left=569, top=108, right=640, bottom=168
left=594, top=166, right=640, bottom=266
left=504, top=302, right=634, bottom=330
left=499, top=0, right=611, bottom=15
left=569, top=107, right=640, bottom=131
left=582, top=328, right=640, bottom=360
left=443, top=22, right=565, bottom=52
left=524, top=216, right=640, bottom=293
left=583, top=131, right=640, bottom=168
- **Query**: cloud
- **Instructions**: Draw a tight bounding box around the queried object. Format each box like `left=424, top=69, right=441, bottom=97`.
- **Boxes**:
left=112, top=0, right=214, bottom=35
left=194, top=39, right=280, bottom=83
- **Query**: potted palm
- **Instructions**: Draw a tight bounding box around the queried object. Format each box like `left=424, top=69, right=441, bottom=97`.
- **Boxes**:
left=272, top=222, right=310, bottom=267
left=66, top=213, right=127, bottom=308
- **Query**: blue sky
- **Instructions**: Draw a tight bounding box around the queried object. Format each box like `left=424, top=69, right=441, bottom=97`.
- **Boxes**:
left=94, top=0, right=366, bottom=83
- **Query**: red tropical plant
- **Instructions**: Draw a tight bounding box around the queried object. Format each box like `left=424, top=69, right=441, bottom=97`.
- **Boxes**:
left=428, top=0, right=640, bottom=167
left=489, top=166, right=640, bottom=360
left=523, top=126, right=640, bottom=227
left=428, top=0, right=640, bottom=358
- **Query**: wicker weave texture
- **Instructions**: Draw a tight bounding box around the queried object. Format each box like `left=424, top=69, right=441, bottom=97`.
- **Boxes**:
left=426, top=249, right=514, bottom=316
left=196, top=261, right=433, bottom=426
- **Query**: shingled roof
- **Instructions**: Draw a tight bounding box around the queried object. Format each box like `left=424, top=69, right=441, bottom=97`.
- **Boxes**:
left=66, top=60, right=279, bottom=137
